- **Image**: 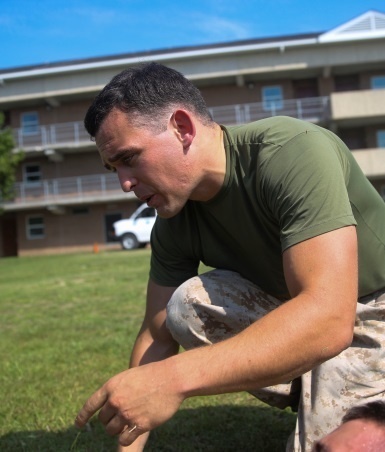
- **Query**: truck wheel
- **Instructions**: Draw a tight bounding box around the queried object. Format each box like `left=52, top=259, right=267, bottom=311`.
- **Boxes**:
left=120, top=233, right=139, bottom=250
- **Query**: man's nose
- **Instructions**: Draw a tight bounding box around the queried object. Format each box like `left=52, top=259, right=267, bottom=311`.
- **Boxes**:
left=117, top=169, right=137, bottom=192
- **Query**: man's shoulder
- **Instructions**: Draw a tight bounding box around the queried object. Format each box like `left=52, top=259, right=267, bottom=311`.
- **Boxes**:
left=224, top=116, right=321, bottom=148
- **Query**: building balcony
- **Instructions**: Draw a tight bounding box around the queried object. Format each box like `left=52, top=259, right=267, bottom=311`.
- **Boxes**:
left=13, top=121, right=92, bottom=152
left=209, top=96, right=330, bottom=125
left=1, top=173, right=134, bottom=212
left=351, top=147, right=385, bottom=179
left=12, top=96, right=331, bottom=152
left=330, top=89, right=385, bottom=125
left=4, top=147, right=383, bottom=212
left=6, top=94, right=382, bottom=212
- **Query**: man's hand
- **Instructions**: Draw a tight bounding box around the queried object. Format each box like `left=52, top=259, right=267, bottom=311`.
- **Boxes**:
left=75, top=280, right=179, bottom=448
left=75, top=361, right=184, bottom=447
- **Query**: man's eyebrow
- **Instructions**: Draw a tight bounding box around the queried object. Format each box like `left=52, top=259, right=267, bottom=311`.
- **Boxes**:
left=102, top=147, right=142, bottom=171
left=106, top=147, right=141, bottom=164
left=108, top=150, right=131, bottom=164
left=102, top=150, right=129, bottom=170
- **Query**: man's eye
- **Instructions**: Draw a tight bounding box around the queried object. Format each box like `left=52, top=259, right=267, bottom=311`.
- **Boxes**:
left=123, top=155, right=135, bottom=166
left=104, top=164, right=116, bottom=172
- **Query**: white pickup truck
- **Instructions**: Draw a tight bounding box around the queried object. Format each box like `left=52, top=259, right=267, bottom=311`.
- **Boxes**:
left=113, top=204, right=157, bottom=250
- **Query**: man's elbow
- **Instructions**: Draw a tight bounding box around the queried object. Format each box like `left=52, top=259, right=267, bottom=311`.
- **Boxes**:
left=321, top=285, right=357, bottom=359
left=336, top=326, right=354, bottom=354
left=324, top=318, right=355, bottom=359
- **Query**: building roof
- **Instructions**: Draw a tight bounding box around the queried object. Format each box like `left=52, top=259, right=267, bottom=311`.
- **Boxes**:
left=0, top=10, right=384, bottom=82
left=319, top=10, right=385, bottom=42
left=0, top=32, right=320, bottom=78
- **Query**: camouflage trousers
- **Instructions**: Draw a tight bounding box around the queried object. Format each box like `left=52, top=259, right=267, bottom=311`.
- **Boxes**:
left=166, top=269, right=385, bottom=452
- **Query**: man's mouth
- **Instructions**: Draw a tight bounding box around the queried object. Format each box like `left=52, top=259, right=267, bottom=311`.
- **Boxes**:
left=140, top=194, right=153, bottom=204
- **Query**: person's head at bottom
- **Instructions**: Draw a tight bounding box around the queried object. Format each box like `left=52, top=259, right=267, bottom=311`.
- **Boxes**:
left=312, top=400, right=385, bottom=451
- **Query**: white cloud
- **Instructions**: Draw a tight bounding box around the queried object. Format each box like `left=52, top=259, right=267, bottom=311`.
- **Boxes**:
left=193, top=14, right=252, bottom=41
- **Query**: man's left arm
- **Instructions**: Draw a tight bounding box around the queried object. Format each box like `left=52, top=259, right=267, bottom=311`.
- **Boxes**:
left=75, top=226, right=358, bottom=446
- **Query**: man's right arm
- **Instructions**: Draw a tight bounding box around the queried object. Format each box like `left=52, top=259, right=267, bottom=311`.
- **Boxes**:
left=130, top=278, right=179, bottom=367
left=119, top=279, right=179, bottom=452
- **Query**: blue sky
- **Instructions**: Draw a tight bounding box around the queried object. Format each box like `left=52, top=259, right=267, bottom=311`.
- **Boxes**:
left=1, top=0, right=384, bottom=70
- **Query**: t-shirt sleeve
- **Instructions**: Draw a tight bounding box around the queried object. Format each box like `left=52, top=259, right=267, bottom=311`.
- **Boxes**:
left=261, top=130, right=357, bottom=251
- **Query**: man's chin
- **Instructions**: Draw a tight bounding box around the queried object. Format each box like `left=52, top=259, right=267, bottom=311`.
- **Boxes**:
left=155, top=204, right=184, bottom=219
left=156, top=210, right=178, bottom=219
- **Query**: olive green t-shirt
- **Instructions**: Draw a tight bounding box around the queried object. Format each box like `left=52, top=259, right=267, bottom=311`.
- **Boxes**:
left=150, top=116, right=385, bottom=299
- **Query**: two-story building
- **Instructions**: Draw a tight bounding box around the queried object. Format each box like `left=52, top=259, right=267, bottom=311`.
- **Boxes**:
left=1, top=10, right=384, bottom=257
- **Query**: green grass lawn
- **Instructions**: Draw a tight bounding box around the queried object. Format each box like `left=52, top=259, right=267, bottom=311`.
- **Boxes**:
left=0, top=250, right=295, bottom=451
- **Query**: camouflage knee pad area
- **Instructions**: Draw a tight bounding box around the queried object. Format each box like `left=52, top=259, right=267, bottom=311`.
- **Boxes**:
left=166, top=269, right=282, bottom=349
left=166, top=270, right=385, bottom=451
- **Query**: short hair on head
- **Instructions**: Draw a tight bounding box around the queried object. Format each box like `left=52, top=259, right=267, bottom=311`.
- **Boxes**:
left=342, top=400, right=385, bottom=426
left=84, top=62, right=213, bottom=138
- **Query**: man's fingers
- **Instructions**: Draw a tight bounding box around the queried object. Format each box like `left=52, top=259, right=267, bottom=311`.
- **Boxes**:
left=119, top=424, right=142, bottom=447
left=75, top=388, right=108, bottom=428
left=103, top=413, right=126, bottom=436
left=98, top=403, right=116, bottom=426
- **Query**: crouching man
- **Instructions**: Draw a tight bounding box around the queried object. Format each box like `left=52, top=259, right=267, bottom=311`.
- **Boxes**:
left=75, top=62, right=385, bottom=451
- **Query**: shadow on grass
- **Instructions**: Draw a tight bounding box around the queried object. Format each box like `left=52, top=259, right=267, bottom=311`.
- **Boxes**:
left=0, top=404, right=296, bottom=452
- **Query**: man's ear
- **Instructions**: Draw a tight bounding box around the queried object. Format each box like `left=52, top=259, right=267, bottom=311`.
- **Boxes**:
left=171, top=110, right=196, bottom=150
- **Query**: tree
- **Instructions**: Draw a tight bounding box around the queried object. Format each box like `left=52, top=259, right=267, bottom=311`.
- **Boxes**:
left=0, top=112, right=24, bottom=203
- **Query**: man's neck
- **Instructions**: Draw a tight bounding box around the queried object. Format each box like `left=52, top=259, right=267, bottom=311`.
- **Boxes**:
left=190, top=123, right=226, bottom=202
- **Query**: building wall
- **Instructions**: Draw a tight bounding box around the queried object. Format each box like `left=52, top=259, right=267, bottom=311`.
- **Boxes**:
left=7, top=68, right=385, bottom=257
left=200, top=78, right=310, bottom=106
left=10, top=99, right=92, bottom=128
left=15, top=150, right=103, bottom=181
left=16, top=201, right=140, bottom=256
left=2, top=15, right=385, bottom=257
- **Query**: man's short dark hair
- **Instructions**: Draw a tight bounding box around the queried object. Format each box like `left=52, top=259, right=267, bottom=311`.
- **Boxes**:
left=342, top=400, right=385, bottom=426
left=84, top=62, right=213, bottom=137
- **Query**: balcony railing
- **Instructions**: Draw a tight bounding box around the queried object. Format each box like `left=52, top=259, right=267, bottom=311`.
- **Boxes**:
left=2, top=173, right=132, bottom=210
left=12, top=96, right=330, bottom=150
left=4, top=96, right=331, bottom=210
left=209, top=96, right=330, bottom=125
left=13, top=121, right=91, bottom=150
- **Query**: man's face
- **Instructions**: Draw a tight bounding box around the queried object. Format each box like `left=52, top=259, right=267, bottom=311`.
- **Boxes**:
left=312, top=419, right=385, bottom=451
left=96, top=108, right=196, bottom=219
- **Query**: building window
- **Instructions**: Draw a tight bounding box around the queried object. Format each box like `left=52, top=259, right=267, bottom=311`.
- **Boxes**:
left=27, top=216, right=45, bottom=239
left=105, top=213, right=122, bottom=242
left=377, top=130, right=385, bottom=148
left=23, top=164, right=42, bottom=183
left=292, top=78, right=319, bottom=99
left=338, top=127, right=366, bottom=150
left=334, top=74, right=360, bottom=92
left=262, top=86, right=283, bottom=111
left=21, top=112, right=39, bottom=135
left=371, top=76, right=385, bottom=90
